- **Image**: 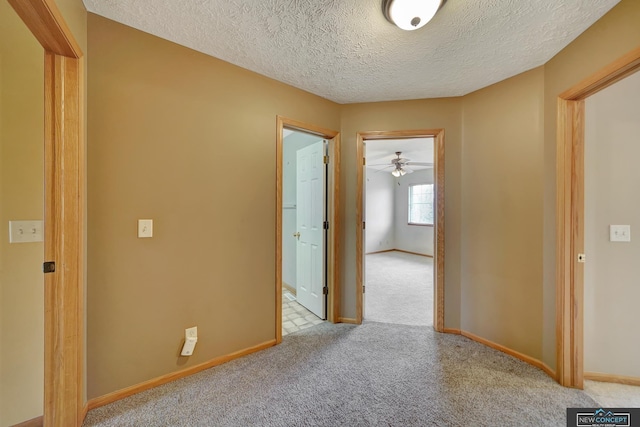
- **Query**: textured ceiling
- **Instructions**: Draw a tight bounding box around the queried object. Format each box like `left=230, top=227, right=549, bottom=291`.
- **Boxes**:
left=83, top=0, right=620, bottom=104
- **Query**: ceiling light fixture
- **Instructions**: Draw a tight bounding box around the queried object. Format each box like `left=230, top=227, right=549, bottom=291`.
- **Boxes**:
left=382, top=0, right=443, bottom=31
left=391, top=167, right=407, bottom=177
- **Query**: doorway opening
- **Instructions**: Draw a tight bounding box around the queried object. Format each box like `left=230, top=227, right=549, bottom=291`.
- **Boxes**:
left=580, top=69, right=640, bottom=405
left=276, top=117, right=340, bottom=343
left=363, top=138, right=435, bottom=326
left=356, top=130, right=444, bottom=331
left=556, top=47, right=640, bottom=389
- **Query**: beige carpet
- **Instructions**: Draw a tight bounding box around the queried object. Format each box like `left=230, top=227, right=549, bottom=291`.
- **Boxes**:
left=84, top=322, right=597, bottom=426
left=365, top=251, right=433, bottom=326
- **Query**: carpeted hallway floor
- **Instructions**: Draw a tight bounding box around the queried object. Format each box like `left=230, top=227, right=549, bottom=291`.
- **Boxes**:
left=84, top=322, right=596, bottom=426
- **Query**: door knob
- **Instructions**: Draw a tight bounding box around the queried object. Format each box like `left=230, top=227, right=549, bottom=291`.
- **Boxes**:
left=293, top=232, right=300, bottom=239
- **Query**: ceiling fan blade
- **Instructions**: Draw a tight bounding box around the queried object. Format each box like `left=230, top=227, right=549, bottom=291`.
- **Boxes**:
left=403, top=167, right=414, bottom=174
left=367, top=163, right=395, bottom=167
left=370, top=165, right=395, bottom=173
left=405, top=162, right=433, bottom=166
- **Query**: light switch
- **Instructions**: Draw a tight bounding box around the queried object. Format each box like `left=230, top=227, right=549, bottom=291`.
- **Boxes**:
left=138, top=219, right=153, bottom=238
left=9, top=220, right=44, bottom=243
left=609, top=225, right=631, bottom=242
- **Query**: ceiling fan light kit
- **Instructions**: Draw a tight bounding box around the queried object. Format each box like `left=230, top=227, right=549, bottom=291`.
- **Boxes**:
left=382, top=0, right=443, bottom=31
left=392, top=168, right=406, bottom=177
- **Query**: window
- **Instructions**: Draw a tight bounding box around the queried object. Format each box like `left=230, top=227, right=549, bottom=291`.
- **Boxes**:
left=408, top=184, right=434, bottom=225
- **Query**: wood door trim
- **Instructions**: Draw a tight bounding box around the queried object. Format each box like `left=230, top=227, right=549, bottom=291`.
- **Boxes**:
left=560, top=47, right=640, bottom=100
left=8, top=0, right=85, bottom=425
left=43, top=53, right=84, bottom=426
left=275, top=116, right=341, bottom=344
left=556, top=47, right=640, bottom=388
left=7, top=0, right=82, bottom=58
left=356, top=130, right=445, bottom=332
left=11, top=416, right=43, bottom=427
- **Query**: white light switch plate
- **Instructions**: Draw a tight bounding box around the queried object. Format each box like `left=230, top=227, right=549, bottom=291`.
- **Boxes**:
left=610, top=225, right=631, bottom=242
left=138, top=219, right=153, bottom=238
left=9, top=220, right=44, bottom=243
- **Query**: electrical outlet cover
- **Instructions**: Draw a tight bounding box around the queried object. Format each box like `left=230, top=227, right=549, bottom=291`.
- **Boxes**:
left=186, top=326, right=197, bottom=339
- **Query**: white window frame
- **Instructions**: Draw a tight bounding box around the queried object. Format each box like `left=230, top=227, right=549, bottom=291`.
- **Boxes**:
left=408, top=183, right=434, bottom=226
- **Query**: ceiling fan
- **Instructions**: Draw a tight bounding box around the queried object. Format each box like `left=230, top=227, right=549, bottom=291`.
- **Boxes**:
left=368, top=152, right=432, bottom=177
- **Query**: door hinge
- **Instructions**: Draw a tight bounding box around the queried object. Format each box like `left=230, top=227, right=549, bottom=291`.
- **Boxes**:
left=43, top=261, right=56, bottom=274
left=362, top=158, right=366, bottom=166
left=323, top=287, right=328, bottom=295
left=323, top=155, right=329, bottom=164
left=323, top=221, right=329, bottom=230
left=363, top=285, right=366, bottom=293
left=363, top=221, right=366, bottom=229
left=577, top=253, right=586, bottom=263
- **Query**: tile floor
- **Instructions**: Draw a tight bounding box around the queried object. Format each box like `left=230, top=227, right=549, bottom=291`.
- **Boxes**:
left=282, top=289, right=324, bottom=336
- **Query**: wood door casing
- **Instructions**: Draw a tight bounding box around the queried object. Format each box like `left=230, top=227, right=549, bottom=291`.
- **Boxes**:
left=7, top=0, right=85, bottom=424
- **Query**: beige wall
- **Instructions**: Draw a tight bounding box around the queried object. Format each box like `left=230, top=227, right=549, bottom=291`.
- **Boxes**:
left=584, top=70, right=640, bottom=378
left=84, top=0, right=640, bottom=401
left=340, top=99, right=463, bottom=326
left=542, top=0, right=640, bottom=370
left=0, top=2, right=44, bottom=425
left=86, top=14, right=340, bottom=399
left=345, top=70, right=545, bottom=359
left=461, top=67, right=545, bottom=359
left=56, top=0, right=89, bottom=50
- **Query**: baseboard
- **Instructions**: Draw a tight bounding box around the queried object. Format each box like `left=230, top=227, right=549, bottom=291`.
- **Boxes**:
left=365, top=249, right=395, bottom=255
left=418, top=327, right=556, bottom=380
left=365, top=249, right=434, bottom=258
left=282, top=281, right=296, bottom=295
left=11, top=416, right=43, bottom=427
left=394, top=249, right=433, bottom=258
left=585, top=372, right=640, bottom=386
left=86, top=339, right=276, bottom=411
left=541, top=363, right=556, bottom=379
left=338, top=317, right=360, bottom=324
left=459, top=330, right=546, bottom=372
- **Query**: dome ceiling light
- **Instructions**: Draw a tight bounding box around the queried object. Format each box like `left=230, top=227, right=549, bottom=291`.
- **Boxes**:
left=382, top=0, right=444, bottom=31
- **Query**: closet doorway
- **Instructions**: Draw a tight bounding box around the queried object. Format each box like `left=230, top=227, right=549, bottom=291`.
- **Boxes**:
left=276, top=117, right=340, bottom=343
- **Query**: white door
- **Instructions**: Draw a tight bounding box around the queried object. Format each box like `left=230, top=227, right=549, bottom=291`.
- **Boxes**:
left=296, top=140, right=326, bottom=319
